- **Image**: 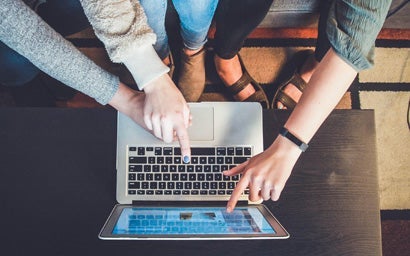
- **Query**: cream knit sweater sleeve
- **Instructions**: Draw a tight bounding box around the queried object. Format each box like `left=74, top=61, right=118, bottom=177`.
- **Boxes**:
left=80, top=0, right=169, bottom=90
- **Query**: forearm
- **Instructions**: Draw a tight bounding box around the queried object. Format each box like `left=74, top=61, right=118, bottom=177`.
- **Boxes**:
left=0, top=0, right=119, bottom=104
left=284, top=49, right=357, bottom=143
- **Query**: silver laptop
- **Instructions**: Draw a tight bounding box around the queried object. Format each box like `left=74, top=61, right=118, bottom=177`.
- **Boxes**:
left=99, top=102, right=289, bottom=240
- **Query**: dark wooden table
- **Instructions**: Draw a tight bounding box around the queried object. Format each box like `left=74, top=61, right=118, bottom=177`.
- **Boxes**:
left=0, top=108, right=381, bottom=256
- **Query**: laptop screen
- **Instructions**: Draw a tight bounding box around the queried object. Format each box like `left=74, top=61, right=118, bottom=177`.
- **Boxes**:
left=99, top=204, right=289, bottom=239
left=112, top=206, right=276, bottom=235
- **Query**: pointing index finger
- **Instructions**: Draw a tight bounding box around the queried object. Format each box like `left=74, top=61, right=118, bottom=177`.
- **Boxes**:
left=226, top=176, right=249, bottom=213
left=175, top=123, right=191, bottom=163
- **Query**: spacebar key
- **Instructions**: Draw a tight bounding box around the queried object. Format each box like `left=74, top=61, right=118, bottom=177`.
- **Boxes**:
left=174, top=147, right=216, bottom=155
left=190, top=147, right=216, bottom=155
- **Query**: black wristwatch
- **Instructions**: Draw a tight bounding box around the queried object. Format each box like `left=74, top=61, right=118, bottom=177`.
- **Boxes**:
left=279, top=127, right=309, bottom=152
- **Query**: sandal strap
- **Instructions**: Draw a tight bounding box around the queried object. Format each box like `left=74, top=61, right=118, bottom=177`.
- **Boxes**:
left=224, top=70, right=253, bottom=95
left=276, top=90, right=297, bottom=109
left=289, top=74, right=307, bottom=92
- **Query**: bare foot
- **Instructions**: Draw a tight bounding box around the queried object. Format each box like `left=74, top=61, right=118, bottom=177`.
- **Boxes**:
left=214, top=54, right=256, bottom=101
left=276, top=53, right=319, bottom=109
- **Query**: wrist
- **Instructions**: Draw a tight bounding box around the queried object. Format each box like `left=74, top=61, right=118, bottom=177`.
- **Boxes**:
left=279, top=127, right=309, bottom=152
left=122, top=45, right=169, bottom=90
left=142, top=74, right=169, bottom=94
left=109, top=82, right=142, bottom=114
left=270, top=134, right=304, bottom=160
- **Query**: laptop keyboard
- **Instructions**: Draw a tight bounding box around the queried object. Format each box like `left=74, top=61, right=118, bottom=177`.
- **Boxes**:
left=127, top=146, right=252, bottom=196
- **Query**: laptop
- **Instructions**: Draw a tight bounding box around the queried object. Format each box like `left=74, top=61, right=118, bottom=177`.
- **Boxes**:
left=99, top=102, right=289, bottom=240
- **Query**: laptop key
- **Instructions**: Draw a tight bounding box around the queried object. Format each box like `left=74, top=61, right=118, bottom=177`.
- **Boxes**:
left=154, top=147, right=162, bottom=155
left=163, top=147, right=173, bottom=155
left=234, top=157, right=249, bottom=164
left=235, top=147, right=243, bottom=155
left=128, top=173, right=136, bottom=180
left=191, top=147, right=216, bottom=155
left=137, top=147, right=145, bottom=155
left=129, top=156, right=147, bottom=164
left=149, top=182, right=157, bottom=189
left=216, top=147, right=226, bottom=155
left=128, top=182, right=140, bottom=189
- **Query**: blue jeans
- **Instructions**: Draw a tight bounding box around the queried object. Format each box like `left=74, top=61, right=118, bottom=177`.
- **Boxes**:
left=140, top=0, right=218, bottom=60
left=0, top=0, right=89, bottom=87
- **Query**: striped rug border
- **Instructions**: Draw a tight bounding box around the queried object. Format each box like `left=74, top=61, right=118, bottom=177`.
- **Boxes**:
left=67, top=37, right=410, bottom=49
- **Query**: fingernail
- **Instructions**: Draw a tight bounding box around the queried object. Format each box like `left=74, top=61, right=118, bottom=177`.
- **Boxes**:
left=183, top=155, right=190, bottom=164
left=226, top=206, right=232, bottom=213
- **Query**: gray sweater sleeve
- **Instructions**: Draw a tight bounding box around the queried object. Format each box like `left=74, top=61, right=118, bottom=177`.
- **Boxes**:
left=0, top=0, right=119, bottom=105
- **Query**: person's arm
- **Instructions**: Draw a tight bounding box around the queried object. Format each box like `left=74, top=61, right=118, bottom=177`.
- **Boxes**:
left=0, top=0, right=118, bottom=105
left=225, top=49, right=356, bottom=211
left=224, top=0, right=392, bottom=212
left=80, top=0, right=191, bottom=160
left=0, top=0, right=190, bottom=158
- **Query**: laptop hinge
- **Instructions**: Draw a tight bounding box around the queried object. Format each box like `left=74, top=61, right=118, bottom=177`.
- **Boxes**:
left=131, top=200, right=248, bottom=207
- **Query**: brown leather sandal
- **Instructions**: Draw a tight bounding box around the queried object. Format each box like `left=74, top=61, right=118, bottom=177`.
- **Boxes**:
left=271, top=49, right=314, bottom=109
left=223, top=54, right=269, bottom=109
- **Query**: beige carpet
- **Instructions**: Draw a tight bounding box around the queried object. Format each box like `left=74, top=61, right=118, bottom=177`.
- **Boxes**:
left=359, top=47, right=410, bottom=210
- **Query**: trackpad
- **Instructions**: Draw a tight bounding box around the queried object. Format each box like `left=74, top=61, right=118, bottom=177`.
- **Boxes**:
left=188, top=107, right=214, bottom=141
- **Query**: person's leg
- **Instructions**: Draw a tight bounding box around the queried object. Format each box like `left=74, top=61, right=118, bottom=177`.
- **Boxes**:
left=273, top=0, right=331, bottom=109
left=37, top=0, right=90, bottom=36
left=0, top=0, right=91, bottom=106
left=37, top=0, right=94, bottom=100
left=139, top=0, right=170, bottom=61
left=0, top=41, right=40, bottom=87
left=173, top=0, right=218, bottom=54
left=213, top=0, right=272, bottom=105
left=0, top=41, right=56, bottom=107
left=172, top=0, right=218, bottom=102
left=214, top=0, right=272, bottom=59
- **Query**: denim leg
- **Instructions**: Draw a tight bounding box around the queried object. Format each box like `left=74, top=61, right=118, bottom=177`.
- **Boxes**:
left=173, top=0, right=218, bottom=50
left=140, top=0, right=169, bottom=60
left=37, top=0, right=90, bottom=36
left=0, top=42, right=39, bottom=86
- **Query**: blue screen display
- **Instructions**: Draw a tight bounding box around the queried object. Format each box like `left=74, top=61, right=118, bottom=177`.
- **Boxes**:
left=112, top=207, right=276, bottom=235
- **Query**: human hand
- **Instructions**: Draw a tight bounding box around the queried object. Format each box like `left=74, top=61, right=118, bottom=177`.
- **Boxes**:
left=143, top=74, right=192, bottom=161
left=224, top=135, right=302, bottom=212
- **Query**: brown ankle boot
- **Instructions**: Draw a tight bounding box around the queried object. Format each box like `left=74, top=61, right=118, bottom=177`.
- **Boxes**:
left=177, top=48, right=206, bottom=102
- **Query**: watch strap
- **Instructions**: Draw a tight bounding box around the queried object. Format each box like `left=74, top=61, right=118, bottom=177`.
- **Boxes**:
left=279, top=127, right=309, bottom=152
